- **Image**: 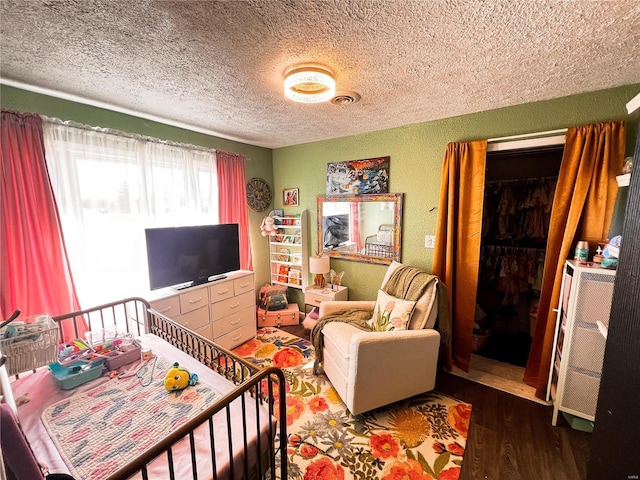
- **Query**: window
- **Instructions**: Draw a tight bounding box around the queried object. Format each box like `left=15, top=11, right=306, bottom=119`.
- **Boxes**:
left=43, top=122, right=218, bottom=307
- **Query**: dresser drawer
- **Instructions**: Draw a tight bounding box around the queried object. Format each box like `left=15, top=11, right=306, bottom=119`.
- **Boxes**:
left=304, top=286, right=348, bottom=307
left=179, top=288, right=208, bottom=314
left=234, top=275, right=255, bottom=296
left=213, top=306, right=254, bottom=338
left=209, top=280, right=234, bottom=304
left=563, top=368, right=601, bottom=418
left=568, top=326, right=605, bottom=372
left=150, top=296, right=180, bottom=317
left=305, top=291, right=335, bottom=307
left=210, top=291, right=254, bottom=319
left=174, top=305, right=209, bottom=331
left=214, top=320, right=256, bottom=350
left=193, top=321, right=213, bottom=341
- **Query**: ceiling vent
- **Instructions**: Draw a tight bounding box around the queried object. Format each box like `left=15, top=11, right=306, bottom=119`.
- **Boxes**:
left=331, top=91, right=361, bottom=106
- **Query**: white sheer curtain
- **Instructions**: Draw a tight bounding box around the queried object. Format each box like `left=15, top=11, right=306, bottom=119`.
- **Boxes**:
left=43, top=119, right=218, bottom=307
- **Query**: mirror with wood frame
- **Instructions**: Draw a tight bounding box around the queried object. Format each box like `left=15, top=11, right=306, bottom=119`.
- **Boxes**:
left=317, top=193, right=403, bottom=265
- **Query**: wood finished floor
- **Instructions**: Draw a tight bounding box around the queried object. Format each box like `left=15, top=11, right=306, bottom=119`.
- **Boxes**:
left=279, top=324, right=591, bottom=480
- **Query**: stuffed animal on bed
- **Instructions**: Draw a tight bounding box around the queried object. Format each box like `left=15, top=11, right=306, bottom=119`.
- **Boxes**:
left=164, top=362, right=199, bottom=391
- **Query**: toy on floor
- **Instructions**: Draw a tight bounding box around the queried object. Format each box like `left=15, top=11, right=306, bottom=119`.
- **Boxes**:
left=164, top=362, right=198, bottom=391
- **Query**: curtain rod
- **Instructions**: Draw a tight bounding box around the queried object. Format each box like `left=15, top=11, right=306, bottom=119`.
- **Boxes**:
left=42, top=115, right=218, bottom=154
left=488, top=128, right=567, bottom=143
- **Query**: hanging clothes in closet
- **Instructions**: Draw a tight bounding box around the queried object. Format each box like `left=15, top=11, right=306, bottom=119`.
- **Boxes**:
left=480, top=245, right=546, bottom=306
left=474, top=176, right=558, bottom=367
left=482, top=177, right=557, bottom=245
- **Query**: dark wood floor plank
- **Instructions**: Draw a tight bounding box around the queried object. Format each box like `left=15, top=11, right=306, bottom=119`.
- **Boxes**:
left=463, top=424, right=498, bottom=480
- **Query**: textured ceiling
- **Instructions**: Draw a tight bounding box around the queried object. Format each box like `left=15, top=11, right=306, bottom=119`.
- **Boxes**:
left=1, top=0, right=639, bottom=149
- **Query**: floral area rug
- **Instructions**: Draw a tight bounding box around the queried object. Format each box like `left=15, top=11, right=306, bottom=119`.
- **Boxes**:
left=233, top=327, right=471, bottom=480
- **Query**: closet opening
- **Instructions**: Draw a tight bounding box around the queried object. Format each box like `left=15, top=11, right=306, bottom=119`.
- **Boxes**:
left=470, top=145, right=563, bottom=394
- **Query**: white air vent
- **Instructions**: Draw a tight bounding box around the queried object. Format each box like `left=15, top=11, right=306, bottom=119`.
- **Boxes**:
left=331, top=91, right=361, bottom=106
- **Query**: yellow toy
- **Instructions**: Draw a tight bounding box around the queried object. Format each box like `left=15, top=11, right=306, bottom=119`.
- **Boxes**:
left=164, top=362, right=198, bottom=391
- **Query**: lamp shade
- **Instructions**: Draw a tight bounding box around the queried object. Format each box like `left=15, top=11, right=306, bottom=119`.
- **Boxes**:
left=309, top=255, right=330, bottom=274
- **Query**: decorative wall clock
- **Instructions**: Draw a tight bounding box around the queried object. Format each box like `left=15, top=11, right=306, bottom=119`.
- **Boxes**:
left=246, top=177, right=272, bottom=212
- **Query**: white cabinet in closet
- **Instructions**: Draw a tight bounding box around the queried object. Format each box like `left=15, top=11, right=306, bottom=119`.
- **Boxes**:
left=547, top=260, right=615, bottom=426
left=150, top=270, right=256, bottom=350
left=269, top=210, right=308, bottom=289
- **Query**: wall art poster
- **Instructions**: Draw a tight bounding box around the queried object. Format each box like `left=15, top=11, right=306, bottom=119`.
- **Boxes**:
left=326, top=156, right=389, bottom=195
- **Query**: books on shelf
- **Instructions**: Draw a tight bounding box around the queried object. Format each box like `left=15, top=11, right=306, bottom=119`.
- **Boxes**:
left=289, top=269, right=301, bottom=285
left=277, top=264, right=289, bottom=283
left=269, top=210, right=307, bottom=290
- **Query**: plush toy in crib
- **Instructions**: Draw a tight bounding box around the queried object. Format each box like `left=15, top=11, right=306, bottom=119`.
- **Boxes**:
left=164, top=362, right=199, bottom=391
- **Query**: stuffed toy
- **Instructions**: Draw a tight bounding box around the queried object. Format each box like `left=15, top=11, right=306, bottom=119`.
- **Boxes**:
left=260, top=216, right=279, bottom=236
left=164, top=362, right=198, bottom=391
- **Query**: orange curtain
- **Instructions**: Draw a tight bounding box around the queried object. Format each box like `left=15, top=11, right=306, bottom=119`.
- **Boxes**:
left=524, top=121, right=626, bottom=398
left=433, top=140, right=487, bottom=371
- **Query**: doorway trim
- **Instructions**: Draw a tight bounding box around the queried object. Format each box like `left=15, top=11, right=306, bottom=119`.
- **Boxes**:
left=488, top=129, right=567, bottom=152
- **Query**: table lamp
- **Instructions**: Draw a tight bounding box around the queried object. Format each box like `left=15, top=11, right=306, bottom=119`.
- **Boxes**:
left=309, top=254, right=330, bottom=289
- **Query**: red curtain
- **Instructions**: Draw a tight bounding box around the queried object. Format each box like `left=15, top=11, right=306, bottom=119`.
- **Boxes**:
left=216, top=150, right=253, bottom=270
left=0, top=110, right=85, bottom=340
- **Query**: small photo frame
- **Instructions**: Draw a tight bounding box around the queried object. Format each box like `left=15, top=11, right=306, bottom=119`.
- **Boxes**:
left=283, top=188, right=299, bottom=206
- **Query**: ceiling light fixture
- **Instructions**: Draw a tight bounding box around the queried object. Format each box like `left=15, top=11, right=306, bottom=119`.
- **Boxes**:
left=284, top=66, right=336, bottom=104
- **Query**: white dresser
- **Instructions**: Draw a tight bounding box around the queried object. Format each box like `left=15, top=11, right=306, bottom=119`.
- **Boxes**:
left=149, top=270, right=256, bottom=350
left=547, top=260, right=615, bottom=426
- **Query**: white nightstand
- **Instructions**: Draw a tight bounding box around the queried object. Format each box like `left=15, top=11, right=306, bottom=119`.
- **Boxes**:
left=304, top=285, right=348, bottom=316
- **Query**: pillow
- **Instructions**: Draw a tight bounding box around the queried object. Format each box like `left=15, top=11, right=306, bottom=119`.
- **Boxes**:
left=367, top=289, right=416, bottom=331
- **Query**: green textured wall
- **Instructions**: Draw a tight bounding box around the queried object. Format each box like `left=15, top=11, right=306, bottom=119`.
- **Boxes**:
left=273, top=84, right=640, bottom=301
left=0, top=84, right=275, bottom=287
left=3, top=83, right=638, bottom=303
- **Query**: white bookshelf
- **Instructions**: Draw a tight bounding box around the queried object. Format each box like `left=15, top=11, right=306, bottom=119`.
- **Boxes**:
left=268, top=210, right=308, bottom=289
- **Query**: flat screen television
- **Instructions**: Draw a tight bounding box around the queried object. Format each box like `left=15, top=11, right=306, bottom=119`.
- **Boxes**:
left=145, top=224, right=240, bottom=290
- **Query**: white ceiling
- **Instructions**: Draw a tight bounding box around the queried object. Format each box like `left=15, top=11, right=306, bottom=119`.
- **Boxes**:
left=1, top=0, right=639, bottom=149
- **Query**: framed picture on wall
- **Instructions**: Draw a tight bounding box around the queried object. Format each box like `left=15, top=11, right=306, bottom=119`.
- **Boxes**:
left=326, top=156, right=389, bottom=194
left=283, top=188, right=299, bottom=206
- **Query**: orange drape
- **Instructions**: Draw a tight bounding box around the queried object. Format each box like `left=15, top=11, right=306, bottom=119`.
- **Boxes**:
left=433, top=140, right=487, bottom=371
left=524, top=121, right=626, bottom=398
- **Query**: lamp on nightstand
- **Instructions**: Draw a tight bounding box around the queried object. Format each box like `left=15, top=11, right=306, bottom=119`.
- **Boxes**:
left=309, top=254, right=330, bottom=289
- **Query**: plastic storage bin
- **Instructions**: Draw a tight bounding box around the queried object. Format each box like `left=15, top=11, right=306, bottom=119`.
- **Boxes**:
left=0, top=314, right=58, bottom=376
left=49, top=359, right=105, bottom=390
left=98, top=342, right=141, bottom=370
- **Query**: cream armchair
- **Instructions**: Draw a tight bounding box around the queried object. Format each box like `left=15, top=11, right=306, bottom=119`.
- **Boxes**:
left=317, top=261, right=442, bottom=415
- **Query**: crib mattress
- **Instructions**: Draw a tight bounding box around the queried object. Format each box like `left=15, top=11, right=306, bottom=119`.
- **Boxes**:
left=11, top=333, right=273, bottom=480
